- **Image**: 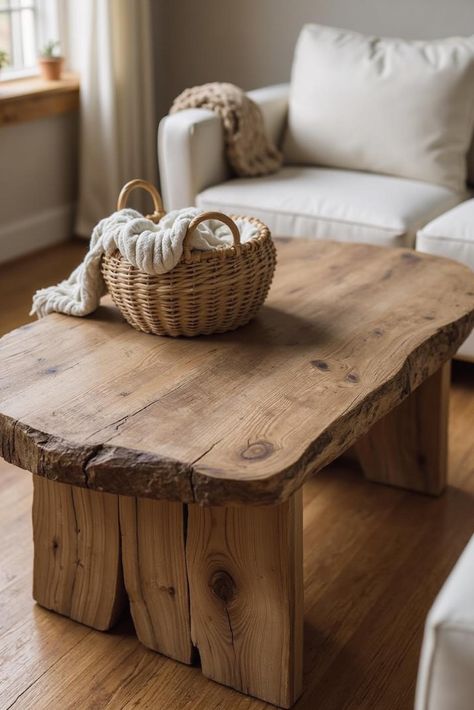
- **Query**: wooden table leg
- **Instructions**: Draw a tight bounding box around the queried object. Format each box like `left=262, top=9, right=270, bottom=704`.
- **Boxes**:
left=119, top=496, right=193, bottom=664
left=32, top=476, right=126, bottom=630
left=355, top=361, right=451, bottom=495
left=186, top=489, right=304, bottom=708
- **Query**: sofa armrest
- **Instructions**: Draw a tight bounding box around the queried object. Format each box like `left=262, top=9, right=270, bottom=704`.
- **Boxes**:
left=158, top=84, right=290, bottom=210
left=158, top=108, right=228, bottom=210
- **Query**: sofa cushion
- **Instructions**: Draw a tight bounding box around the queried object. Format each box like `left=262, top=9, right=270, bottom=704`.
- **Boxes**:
left=415, top=536, right=474, bottom=710
left=283, top=24, right=474, bottom=193
left=417, top=198, right=474, bottom=266
left=197, top=166, right=462, bottom=247
left=416, top=199, right=474, bottom=359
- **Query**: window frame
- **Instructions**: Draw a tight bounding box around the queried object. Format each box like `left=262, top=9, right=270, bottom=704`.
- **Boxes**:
left=0, top=0, right=61, bottom=81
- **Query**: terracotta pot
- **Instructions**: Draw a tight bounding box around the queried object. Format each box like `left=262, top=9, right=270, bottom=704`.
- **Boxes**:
left=38, top=57, right=63, bottom=81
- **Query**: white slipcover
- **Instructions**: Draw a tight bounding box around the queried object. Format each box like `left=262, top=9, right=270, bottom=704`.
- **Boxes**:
left=284, top=24, right=474, bottom=193
left=415, top=536, right=474, bottom=710
left=197, top=166, right=460, bottom=247
left=158, top=84, right=289, bottom=211
left=417, top=199, right=474, bottom=360
left=158, top=74, right=473, bottom=352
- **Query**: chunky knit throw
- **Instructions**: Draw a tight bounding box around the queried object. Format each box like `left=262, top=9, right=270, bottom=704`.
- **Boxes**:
left=31, top=207, right=258, bottom=319
left=170, top=82, right=282, bottom=176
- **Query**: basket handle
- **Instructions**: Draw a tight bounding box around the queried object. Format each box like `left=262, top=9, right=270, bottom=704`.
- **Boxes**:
left=184, top=211, right=240, bottom=260
left=117, top=179, right=165, bottom=223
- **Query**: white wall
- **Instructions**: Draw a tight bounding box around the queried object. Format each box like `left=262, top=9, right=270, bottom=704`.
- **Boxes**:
left=158, top=0, right=474, bottom=106
left=0, top=112, right=78, bottom=263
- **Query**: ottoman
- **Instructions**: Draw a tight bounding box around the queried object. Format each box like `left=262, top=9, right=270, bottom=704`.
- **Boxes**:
left=417, top=200, right=474, bottom=361
left=415, top=536, right=474, bottom=710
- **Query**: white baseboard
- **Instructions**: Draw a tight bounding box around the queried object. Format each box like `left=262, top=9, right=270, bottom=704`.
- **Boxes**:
left=0, top=203, right=75, bottom=264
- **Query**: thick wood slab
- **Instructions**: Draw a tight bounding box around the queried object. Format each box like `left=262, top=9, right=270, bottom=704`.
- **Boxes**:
left=1, top=240, right=473, bottom=504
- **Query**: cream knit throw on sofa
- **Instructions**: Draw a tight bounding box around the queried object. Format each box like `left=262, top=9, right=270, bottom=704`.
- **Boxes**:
left=31, top=207, right=258, bottom=319
left=170, top=82, right=282, bottom=176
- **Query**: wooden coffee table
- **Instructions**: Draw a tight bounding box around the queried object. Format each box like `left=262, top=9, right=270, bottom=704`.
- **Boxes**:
left=1, top=240, right=473, bottom=708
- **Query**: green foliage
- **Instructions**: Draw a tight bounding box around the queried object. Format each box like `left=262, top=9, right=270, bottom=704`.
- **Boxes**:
left=41, top=40, right=60, bottom=58
left=0, top=50, right=8, bottom=70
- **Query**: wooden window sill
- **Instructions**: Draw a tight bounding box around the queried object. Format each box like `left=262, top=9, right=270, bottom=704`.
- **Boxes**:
left=0, top=73, right=80, bottom=127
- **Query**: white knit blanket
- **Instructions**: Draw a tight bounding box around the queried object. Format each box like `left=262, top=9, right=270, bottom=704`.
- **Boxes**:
left=31, top=207, right=258, bottom=318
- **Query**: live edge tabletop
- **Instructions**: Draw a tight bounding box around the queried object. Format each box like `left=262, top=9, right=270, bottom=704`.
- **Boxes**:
left=1, top=239, right=473, bottom=505
left=0, top=239, right=473, bottom=708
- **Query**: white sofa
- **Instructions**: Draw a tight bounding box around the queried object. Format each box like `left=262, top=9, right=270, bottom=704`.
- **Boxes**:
left=158, top=26, right=474, bottom=358
left=417, top=200, right=474, bottom=360
left=415, top=535, right=474, bottom=710
left=158, top=83, right=466, bottom=249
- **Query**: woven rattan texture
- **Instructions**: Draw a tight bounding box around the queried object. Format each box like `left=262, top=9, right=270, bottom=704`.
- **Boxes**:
left=101, top=216, right=276, bottom=337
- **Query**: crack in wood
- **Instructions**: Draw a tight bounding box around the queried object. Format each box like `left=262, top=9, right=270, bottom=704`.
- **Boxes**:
left=81, top=446, right=102, bottom=488
left=191, top=438, right=224, bottom=466
left=85, top=396, right=168, bottom=442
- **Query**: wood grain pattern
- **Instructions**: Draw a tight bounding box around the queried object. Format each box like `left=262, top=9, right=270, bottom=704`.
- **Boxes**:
left=186, top=489, right=303, bottom=708
left=0, top=74, right=79, bottom=126
left=1, top=240, right=473, bottom=506
left=2, top=239, right=473, bottom=710
left=32, top=476, right=126, bottom=630
left=119, top=496, right=193, bottom=663
left=356, top=362, right=451, bottom=495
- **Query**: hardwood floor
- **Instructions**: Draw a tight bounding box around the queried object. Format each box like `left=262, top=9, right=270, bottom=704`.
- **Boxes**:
left=0, top=239, right=88, bottom=337
left=0, top=241, right=473, bottom=710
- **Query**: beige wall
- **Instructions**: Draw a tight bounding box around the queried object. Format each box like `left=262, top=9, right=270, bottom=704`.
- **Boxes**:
left=0, top=112, right=78, bottom=263
left=2, top=1, right=473, bottom=264
left=158, top=0, right=474, bottom=107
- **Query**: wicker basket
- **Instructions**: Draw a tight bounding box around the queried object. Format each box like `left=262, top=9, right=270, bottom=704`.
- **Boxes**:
left=101, top=179, right=277, bottom=337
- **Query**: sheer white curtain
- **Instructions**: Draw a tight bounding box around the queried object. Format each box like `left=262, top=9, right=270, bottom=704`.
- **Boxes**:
left=65, top=0, right=158, bottom=236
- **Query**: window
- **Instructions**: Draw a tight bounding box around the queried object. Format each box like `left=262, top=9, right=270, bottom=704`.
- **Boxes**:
left=0, top=0, right=60, bottom=79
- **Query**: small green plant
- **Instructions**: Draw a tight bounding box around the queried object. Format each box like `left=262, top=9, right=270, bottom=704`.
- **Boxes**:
left=0, top=50, right=8, bottom=70
left=41, top=41, right=60, bottom=58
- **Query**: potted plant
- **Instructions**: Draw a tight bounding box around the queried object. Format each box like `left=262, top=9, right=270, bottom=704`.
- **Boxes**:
left=38, top=41, right=63, bottom=81
left=0, top=51, right=8, bottom=76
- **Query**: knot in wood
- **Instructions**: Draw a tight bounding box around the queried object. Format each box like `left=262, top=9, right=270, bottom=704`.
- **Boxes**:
left=210, top=570, right=236, bottom=603
left=346, top=372, right=360, bottom=383
left=311, top=359, right=329, bottom=371
left=240, top=440, right=274, bottom=461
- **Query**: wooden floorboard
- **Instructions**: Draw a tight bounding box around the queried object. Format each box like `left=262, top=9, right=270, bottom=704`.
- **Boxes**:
left=0, top=239, right=88, bottom=337
left=0, top=241, right=473, bottom=709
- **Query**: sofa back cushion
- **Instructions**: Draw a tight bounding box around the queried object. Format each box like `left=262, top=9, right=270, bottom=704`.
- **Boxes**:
left=283, top=24, right=474, bottom=193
